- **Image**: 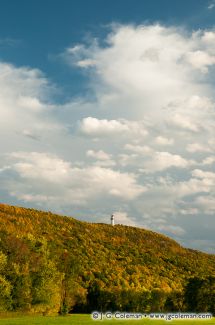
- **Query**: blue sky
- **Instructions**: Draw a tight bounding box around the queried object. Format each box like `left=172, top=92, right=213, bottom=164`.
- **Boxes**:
left=0, top=0, right=215, bottom=253
left=0, top=0, right=214, bottom=98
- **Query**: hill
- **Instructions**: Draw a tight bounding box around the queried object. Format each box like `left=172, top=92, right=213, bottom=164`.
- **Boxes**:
left=0, top=203, right=214, bottom=314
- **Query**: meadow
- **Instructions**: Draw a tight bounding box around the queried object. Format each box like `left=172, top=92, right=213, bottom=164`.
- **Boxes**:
left=0, top=314, right=214, bottom=325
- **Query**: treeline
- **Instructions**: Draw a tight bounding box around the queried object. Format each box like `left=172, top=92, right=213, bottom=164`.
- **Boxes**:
left=81, top=277, right=215, bottom=313
left=0, top=204, right=214, bottom=315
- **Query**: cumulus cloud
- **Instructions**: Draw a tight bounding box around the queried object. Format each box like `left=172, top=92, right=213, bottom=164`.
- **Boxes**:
left=168, top=114, right=200, bottom=132
left=79, top=117, right=130, bottom=135
left=186, top=143, right=212, bottom=153
left=201, top=31, right=215, bottom=42
left=17, top=96, right=44, bottom=111
left=192, top=168, right=215, bottom=180
left=124, top=144, right=153, bottom=155
left=195, top=196, right=215, bottom=214
left=113, top=211, right=136, bottom=226
left=1, top=23, right=215, bottom=252
left=155, top=136, right=174, bottom=146
left=6, top=152, right=146, bottom=205
left=11, top=152, right=70, bottom=182
left=143, top=152, right=191, bottom=172
left=86, top=149, right=116, bottom=167
left=185, top=50, right=215, bottom=73
left=124, top=144, right=193, bottom=172
left=202, top=156, right=215, bottom=165
left=86, top=149, right=112, bottom=160
left=79, top=117, right=148, bottom=137
left=66, top=25, right=215, bottom=120
left=0, top=61, right=63, bottom=158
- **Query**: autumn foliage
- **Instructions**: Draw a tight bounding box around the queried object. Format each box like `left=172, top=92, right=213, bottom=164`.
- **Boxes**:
left=0, top=203, right=214, bottom=314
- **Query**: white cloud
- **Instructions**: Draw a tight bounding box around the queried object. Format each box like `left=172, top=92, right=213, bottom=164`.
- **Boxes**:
left=185, top=50, right=215, bottom=73
left=86, top=149, right=112, bottom=161
left=10, top=193, right=51, bottom=203
left=118, top=153, right=138, bottom=167
left=1, top=23, right=215, bottom=252
left=144, top=153, right=190, bottom=174
left=124, top=144, right=153, bottom=155
left=146, top=152, right=191, bottom=172
left=79, top=117, right=129, bottom=135
left=93, top=160, right=116, bottom=167
left=192, top=168, right=215, bottom=180
left=17, top=96, right=44, bottom=111
left=11, top=152, right=70, bottom=182
left=202, top=156, right=215, bottom=165
left=156, top=169, right=215, bottom=200
left=195, top=196, right=215, bottom=214
left=79, top=117, right=148, bottom=137
left=21, top=129, right=40, bottom=141
left=124, top=144, right=192, bottom=172
left=179, top=95, right=214, bottom=111
left=186, top=143, right=212, bottom=153
left=76, top=59, right=96, bottom=68
left=180, top=208, right=199, bottom=215
left=66, top=25, right=215, bottom=122
left=155, top=136, right=174, bottom=146
left=201, top=31, right=215, bottom=42
left=169, top=114, right=200, bottom=132
left=86, top=149, right=116, bottom=167
left=7, top=152, right=146, bottom=205
left=0, top=61, right=61, bottom=157
left=113, top=211, right=136, bottom=226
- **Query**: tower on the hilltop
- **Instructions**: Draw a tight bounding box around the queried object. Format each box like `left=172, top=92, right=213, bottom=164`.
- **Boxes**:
left=111, top=214, right=115, bottom=226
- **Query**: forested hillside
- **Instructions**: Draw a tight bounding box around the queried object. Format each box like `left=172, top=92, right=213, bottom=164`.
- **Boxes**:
left=0, top=203, right=214, bottom=315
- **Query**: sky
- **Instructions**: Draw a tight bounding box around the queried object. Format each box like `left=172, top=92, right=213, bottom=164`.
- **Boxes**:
left=0, top=0, right=215, bottom=253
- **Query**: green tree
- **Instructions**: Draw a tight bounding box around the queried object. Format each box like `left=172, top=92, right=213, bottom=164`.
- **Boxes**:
left=150, top=288, right=167, bottom=312
left=164, top=290, right=185, bottom=312
left=0, top=251, right=12, bottom=311
left=59, top=250, right=83, bottom=314
left=30, top=238, right=62, bottom=314
left=185, top=276, right=215, bottom=314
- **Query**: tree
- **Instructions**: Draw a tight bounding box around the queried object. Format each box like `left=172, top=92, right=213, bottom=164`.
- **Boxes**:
left=164, top=290, right=185, bottom=312
left=150, top=288, right=167, bottom=312
left=185, top=276, right=215, bottom=314
left=0, top=251, right=12, bottom=311
left=29, top=237, right=62, bottom=314
left=58, top=250, right=83, bottom=314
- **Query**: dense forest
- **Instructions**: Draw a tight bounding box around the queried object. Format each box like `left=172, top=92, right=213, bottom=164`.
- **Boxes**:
left=0, top=203, right=214, bottom=315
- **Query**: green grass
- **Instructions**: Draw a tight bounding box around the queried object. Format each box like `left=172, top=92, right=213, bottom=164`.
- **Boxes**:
left=0, top=314, right=214, bottom=325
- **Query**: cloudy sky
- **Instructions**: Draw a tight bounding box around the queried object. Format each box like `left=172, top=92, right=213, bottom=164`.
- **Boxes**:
left=0, top=0, right=215, bottom=253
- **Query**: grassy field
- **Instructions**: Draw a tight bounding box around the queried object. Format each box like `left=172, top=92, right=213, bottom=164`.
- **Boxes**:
left=0, top=314, right=214, bottom=325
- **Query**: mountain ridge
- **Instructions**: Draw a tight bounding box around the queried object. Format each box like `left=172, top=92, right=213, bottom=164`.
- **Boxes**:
left=0, top=203, right=214, bottom=314
left=0, top=202, right=203, bottom=251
